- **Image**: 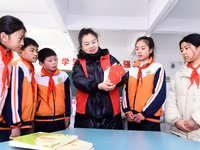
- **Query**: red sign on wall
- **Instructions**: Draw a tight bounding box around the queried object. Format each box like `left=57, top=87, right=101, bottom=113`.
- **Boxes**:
left=61, top=58, right=70, bottom=66
left=123, top=60, right=131, bottom=68
left=58, top=57, right=78, bottom=66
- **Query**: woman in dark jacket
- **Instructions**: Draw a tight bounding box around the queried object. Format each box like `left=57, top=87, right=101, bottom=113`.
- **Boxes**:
left=72, top=28, right=128, bottom=129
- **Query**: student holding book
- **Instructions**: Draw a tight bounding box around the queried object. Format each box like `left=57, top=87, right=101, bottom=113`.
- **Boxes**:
left=122, top=36, right=166, bottom=131
left=0, top=37, right=38, bottom=141
left=72, top=28, right=128, bottom=129
left=165, top=33, right=200, bottom=142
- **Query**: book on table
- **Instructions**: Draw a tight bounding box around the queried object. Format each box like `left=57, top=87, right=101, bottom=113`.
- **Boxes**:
left=58, top=139, right=93, bottom=150
left=9, top=132, right=93, bottom=150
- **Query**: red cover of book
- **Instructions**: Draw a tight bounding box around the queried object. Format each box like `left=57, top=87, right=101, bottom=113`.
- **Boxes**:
left=108, top=64, right=126, bottom=85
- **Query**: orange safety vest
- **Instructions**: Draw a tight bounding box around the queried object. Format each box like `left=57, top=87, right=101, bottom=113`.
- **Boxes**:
left=76, top=54, right=120, bottom=115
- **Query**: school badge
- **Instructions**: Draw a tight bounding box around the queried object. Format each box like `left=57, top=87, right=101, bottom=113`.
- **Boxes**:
left=145, top=70, right=151, bottom=75
left=57, top=77, right=63, bottom=83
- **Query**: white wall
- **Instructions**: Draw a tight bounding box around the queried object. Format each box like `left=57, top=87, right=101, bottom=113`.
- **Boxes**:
left=13, top=28, right=77, bottom=73
left=152, top=33, right=185, bottom=92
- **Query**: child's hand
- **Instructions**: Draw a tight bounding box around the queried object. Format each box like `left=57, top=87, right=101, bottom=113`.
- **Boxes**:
left=64, top=118, right=70, bottom=129
left=126, top=112, right=135, bottom=122
left=10, top=127, right=21, bottom=139
left=133, top=114, right=142, bottom=123
left=98, top=79, right=116, bottom=91
left=175, top=119, right=191, bottom=132
left=185, top=118, right=200, bottom=131
left=29, top=122, right=34, bottom=133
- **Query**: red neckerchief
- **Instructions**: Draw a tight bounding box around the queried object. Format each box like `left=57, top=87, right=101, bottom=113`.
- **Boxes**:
left=187, top=62, right=200, bottom=89
left=0, top=45, right=13, bottom=97
left=20, top=56, right=35, bottom=100
left=133, top=57, right=154, bottom=88
left=41, top=67, right=57, bottom=106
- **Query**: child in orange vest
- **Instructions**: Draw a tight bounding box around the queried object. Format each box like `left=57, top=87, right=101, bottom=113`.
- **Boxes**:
left=0, top=37, right=38, bottom=142
left=34, top=48, right=71, bottom=132
left=122, top=36, right=166, bottom=131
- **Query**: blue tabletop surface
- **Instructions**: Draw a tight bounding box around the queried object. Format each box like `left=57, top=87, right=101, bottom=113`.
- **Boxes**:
left=1, top=128, right=200, bottom=150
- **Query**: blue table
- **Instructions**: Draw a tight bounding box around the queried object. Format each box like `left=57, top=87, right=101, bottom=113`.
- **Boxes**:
left=0, top=128, right=200, bottom=150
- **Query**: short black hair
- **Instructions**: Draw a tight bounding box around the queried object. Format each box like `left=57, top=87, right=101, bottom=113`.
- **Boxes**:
left=0, top=15, right=26, bottom=35
left=38, top=48, right=57, bottom=63
left=21, top=37, right=39, bottom=51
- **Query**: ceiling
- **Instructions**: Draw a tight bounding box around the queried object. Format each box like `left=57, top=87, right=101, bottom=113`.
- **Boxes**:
left=0, top=0, right=199, bottom=54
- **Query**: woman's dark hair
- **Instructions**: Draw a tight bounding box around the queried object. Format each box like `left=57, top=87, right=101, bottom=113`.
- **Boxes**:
left=135, top=36, right=155, bottom=58
left=0, top=15, right=26, bottom=35
left=38, top=48, right=57, bottom=63
left=78, top=28, right=98, bottom=50
left=179, top=33, right=200, bottom=49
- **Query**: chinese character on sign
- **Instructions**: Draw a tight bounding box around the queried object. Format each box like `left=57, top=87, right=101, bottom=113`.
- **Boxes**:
left=123, top=60, right=131, bottom=68
left=72, top=58, right=77, bottom=65
left=62, top=58, right=69, bottom=66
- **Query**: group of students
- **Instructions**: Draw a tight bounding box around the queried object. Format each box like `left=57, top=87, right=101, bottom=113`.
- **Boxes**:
left=0, top=15, right=71, bottom=142
left=72, top=28, right=200, bottom=142
left=0, top=15, right=200, bottom=143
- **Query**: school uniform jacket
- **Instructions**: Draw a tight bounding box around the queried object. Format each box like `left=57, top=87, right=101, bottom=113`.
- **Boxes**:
left=122, top=58, right=166, bottom=123
left=1, top=58, right=37, bottom=129
left=35, top=69, right=71, bottom=122
left=0, top=44, right=12, bottom=116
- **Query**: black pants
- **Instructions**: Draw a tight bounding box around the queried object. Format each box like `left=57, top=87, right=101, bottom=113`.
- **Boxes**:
left=75, top=112, right=123, bottom=129
left=0, top=128, right=30, bottom=142
left=128, top=120, right=160, bottom=131
left=34, top=119, right=65, bottom=133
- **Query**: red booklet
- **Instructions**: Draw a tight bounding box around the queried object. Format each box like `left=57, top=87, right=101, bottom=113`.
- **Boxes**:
left=108, top=64, right=126, bottom=85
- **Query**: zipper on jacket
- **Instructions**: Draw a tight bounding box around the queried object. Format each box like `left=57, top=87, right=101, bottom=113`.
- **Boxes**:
left=29, top=71, right=35, bottom=128
left=30, top=95, right=34, bottom=128
left=133, top=78, right=140, bottom=110
left=52, top=91, right=56, bottom=122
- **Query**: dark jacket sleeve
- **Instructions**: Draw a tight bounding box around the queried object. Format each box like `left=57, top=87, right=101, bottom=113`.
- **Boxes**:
left=122, top=79, right=131, bottom=113
left=64, top=77, right=71, bottom=117
left=72, top=60, right=99, bottom=93
left=3, top=66, right=24, bottom=127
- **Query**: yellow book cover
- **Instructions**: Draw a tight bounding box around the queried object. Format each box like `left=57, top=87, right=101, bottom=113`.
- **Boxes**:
left=59, top=139, right=93, bottom=150
left=9, top=132, right=78, bottom=150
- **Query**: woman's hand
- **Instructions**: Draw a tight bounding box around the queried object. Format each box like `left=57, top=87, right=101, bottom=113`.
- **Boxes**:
left=98, top=78, right=116, bottom=91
